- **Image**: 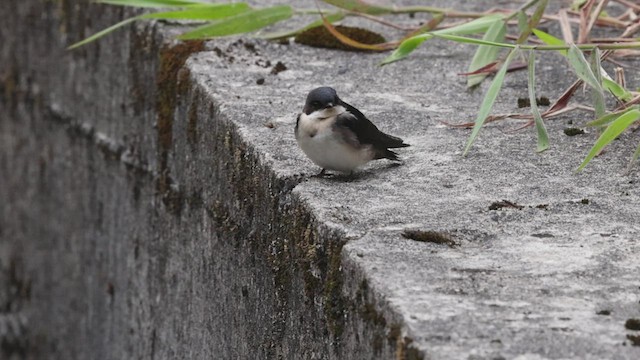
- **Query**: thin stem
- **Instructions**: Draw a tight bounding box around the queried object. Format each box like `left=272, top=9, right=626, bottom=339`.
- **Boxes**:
left=348, top=11, right=413, bottom=31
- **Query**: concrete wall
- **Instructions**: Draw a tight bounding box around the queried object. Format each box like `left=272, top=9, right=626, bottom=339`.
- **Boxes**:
left=0, top=1, right=406, bottom=358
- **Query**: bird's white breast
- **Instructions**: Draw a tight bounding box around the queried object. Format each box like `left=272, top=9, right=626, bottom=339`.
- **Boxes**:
left=296, top=107, right=373, bottom=172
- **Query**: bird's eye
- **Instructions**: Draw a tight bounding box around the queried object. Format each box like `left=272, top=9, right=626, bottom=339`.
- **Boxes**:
left=311, top=101, right=320, bottom=107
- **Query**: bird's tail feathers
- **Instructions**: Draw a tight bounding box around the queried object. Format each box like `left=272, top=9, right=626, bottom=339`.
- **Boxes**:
left=384, top=134, right=410, bottom=148
left=376, top=149, right=402, bottom=161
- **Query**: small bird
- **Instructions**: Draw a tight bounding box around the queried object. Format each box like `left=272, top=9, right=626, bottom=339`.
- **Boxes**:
left=295, top=87, right=409, bottom=175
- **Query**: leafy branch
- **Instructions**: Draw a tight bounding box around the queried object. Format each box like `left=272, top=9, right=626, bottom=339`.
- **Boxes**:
left=70, top=0, right=640, bottom=171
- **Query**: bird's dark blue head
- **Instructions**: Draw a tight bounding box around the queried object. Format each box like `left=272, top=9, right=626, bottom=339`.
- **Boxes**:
left=303, top=87, right=341, bottom=115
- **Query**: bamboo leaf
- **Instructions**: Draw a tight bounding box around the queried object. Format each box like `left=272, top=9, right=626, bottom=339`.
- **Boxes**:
left=589, top=48, right=605, bottom=119
left=586, top=107, right=638, bottom=127
left=382, top=14, right=505, bottom=65
left=68, top=17, right=137, bottom=49
left=602, top=77, right=633, bottom=102
left=140, top=3, right=251, bottom=20
left=68, top=3, right=251, bottom=49
left=466, top=20, right=506, bottom=87
left=577, top=108, right=640, bottom=171
left=516, top=11, right=528, bottom=33
left=527, top=50, right=549, bottom=152
left=463, top=46, right=520, bottom=156
left=567, top=43, right=601, bottom=92
left=179, top=5, right=292, bottom=39
left=532, top=28, right=567, bottom=56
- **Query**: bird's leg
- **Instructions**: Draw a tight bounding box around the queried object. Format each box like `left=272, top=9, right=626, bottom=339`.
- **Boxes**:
left=310, top=169, right=329, bottom=178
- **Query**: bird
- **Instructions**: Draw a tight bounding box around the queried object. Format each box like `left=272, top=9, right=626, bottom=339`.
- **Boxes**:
left=295, top=86, right=409, bottom=175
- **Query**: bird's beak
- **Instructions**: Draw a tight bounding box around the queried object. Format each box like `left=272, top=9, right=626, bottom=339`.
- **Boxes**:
left=325, top=102, right=334, bottom=109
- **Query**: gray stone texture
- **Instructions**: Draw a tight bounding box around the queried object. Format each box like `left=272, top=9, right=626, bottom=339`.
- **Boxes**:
left=2, top=0, right=640, bottom=359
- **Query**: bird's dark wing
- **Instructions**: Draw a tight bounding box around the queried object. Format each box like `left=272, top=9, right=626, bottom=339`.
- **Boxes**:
left=294, top=113, right=301, bottom=138
left=336, top=100, right=409, bottom=149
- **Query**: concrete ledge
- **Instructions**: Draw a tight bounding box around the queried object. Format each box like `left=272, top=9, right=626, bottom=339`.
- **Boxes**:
left=2, top=0, right=640, bottom=359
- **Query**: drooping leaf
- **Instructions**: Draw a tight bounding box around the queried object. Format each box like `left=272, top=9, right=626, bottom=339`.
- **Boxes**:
left=179, top=5, right=292, bottom=39
left=382, top=14, right=505, bottom=65
left=68, top=17, right=137, bottom=49
left=68, top=3, right=251, bottom=49
left=577, top=108, right=640, bottom=171
left=527, top=51, right=549, bottom=152
left=466, top=20, right=506, bottom=87
left=463, top=46, right=521, bottom=156
left=141, top=3, right=251, bottom=20
left=589, top=48, right=606, bottom=118
left=516, top=11, right=528, bottom=33
left=567, top=44, right=601, bottom=91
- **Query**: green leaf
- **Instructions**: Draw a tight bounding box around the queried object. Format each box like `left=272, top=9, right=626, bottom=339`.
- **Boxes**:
left=537, top=31, right=632, bottom=101
left=68, top=17, right=137, bottom=49
left=577, top=108, right=640, bottom=171
left=463, top=46, right=520, bottom=156
left=380, top=34, right=433, bottom=65
left=259, top=11, right=345, bottom=40
left=589, top=48, right=606, bottom=118
left=97, top=0, right=208, bottom=7
left=527, top=50, right=549, bottom=152
left=567, top=44, right=601, bottom=91
left=586, top=106, right=638, bottom=127
left=568, top=44, right=606, bottom=121
left=322, top=0, right=391, bottom=15
left=178, top=5, right=292, bottom=39
left=382, top=14, right=505, bottom=65
left=140, top=3, right=251, bottom=20
left=532, top=28, right=567, bottom=56
left=602, top=78, right=633, bottom=102
left=68, top=3, right=251, bottom=49
left=516, top=11, right=528, bottom=33
left=515, top=0, right=548, bottom=44
left=466, top=20, right=506, bottom=87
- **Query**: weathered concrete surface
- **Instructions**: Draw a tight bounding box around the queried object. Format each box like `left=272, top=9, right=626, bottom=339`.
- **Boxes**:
left=2, top=0, right=640, bottom=359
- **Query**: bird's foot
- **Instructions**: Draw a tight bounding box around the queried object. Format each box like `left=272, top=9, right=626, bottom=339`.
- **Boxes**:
left=312, top=168, right=330, bottom=178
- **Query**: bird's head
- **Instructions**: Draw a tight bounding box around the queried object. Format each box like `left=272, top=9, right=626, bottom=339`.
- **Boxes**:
left=303, top=87, right=340, bottom=115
